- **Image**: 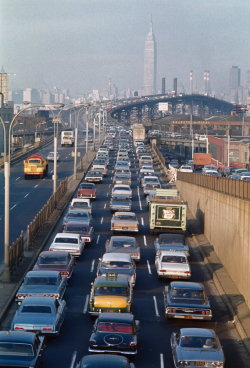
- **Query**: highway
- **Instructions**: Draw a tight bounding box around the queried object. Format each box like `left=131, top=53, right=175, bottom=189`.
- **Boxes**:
left=0, top=136, right=87, bottom=261
left=0, top=138, right=249, bottom=367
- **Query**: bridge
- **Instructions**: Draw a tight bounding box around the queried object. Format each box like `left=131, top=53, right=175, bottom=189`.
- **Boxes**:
left=110, top=94, right=234, bottom=123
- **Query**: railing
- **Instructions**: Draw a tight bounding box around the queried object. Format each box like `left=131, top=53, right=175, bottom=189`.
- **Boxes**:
left=26, top=178, right=68, bottom=249
left=177, top=172, right=250, bottom=201
left=9, top=231, right=24, bottom=270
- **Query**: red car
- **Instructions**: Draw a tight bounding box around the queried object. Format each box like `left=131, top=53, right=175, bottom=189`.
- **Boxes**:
left=33, top=251, right=75, bottom=278
left=62, top=222, right=94, bottom=243
left=77, top=182, right=96, bottom=199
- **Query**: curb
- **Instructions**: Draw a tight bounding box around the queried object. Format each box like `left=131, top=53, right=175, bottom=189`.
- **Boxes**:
left=191, top=234, right=250, bottom=356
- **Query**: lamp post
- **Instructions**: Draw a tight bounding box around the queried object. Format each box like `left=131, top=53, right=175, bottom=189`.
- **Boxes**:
left=0, top=103, right=63, bottom=282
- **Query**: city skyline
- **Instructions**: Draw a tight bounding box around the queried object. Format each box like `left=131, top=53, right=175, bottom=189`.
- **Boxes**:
left=1, top=0, right=250, bottom=98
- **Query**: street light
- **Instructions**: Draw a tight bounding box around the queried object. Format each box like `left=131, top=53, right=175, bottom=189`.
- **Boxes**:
left=0, top=103, right=63, bottom=282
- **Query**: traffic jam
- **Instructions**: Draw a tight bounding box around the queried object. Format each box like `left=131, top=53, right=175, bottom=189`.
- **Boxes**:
left=0, top=126, right=234, bottom=368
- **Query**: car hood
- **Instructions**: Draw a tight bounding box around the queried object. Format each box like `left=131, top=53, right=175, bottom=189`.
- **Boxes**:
left=94, top=295, right=128, bottom=308
left=177, top=347, right=223, bottom=362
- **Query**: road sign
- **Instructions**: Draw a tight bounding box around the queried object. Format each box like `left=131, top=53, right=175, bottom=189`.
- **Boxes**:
left=158, top=102, right=169, bottom=111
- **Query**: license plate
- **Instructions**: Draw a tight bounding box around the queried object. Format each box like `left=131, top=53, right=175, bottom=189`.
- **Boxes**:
left=106, top=309, right=114, bottom=313
left=122, top=227, right=128, bottom=230
left=184, top=315, right=193, bottom=319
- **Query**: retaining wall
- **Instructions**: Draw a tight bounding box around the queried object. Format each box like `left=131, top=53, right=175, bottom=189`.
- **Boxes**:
left=176, top=179, right=250, bottom=308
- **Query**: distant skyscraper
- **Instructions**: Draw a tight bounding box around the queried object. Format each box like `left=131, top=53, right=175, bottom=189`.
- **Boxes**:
left=189, top=71, right=193, bottom=94
left=143, top=19, right=157, bottom=95
left=229, top=66, right=241, bottom=103
left=173, top=78, right=177, bottom=95
left=0, top=67, right=9, bottom=102
left=204, top=70, right=210, bottom=95
left=161, top=77, right=166, bottom=94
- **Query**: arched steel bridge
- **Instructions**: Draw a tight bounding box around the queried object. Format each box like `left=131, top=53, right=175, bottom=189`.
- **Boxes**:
left=110, top=94, right=234, bottom=123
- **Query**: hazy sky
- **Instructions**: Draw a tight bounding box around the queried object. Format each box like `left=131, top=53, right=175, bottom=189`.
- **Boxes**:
left=1, top=0, right=250, bottom=96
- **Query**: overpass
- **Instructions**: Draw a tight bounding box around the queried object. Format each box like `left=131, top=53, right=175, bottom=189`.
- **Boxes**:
left=110, top=94, right=234, bottom=123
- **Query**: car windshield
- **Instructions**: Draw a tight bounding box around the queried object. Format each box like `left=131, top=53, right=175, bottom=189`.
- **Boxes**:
left=102, top=261, right=131, bottom=268
left=65, top=225, right=88, bottom=232
left=0, top=343, right=34, bottom=356
left=180, top=336, right=218, bottom=349
left=161, top=256, right=186, bottom=263
left=116, top=215, right=135, bottom=220
left=28, top=159, right=41, bottom=164
left=95, top=286, right=128, bottom=296
left=171, top=289, right=204, bottom=299
left=79, top=184, right=94, bottom=189
left=112, top=240, right=135, bottom=248
left=72, top=202, right=89, bottom=207
left=21, top=306, right=52, bottom=313
left=55, top=237, right=79, bottom=244
left=39, top=255, right=68, bottom=265
left=24, top=276, right=58, bottom=285
left=97, top=322, right=133, bottom=334
left=66, top=212, right=89, bottom=218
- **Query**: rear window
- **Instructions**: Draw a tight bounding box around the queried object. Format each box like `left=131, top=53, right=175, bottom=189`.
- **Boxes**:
left=39, top=255, right=68, bottom=265
left=97, top=322, right=133, bottom=334
left=55, top=237, right=79, bottom=244
left=161, top=256, right=186, bottom=263
left=0, top=343, right=34, bottom=356
left=21, top=306, right=52, bottom=314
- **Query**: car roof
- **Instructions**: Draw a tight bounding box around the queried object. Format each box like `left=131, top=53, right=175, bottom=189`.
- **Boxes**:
left=180, top=328, right=215, bottom=337
left=20, top=296, right=57, bottom=306
left=38, top=250, right=70, bottom=258
left=80, top=354, right=129, bottom=368
left=26, top=270, right=60, bottom=277
left=0, top=330, right=36, bottom=343
left=101, top=253, right=132, bottom=261
left=170, top=281, right=204, bottom=290
left=97, top=312, right=134, bottom=323
left=159, top=251, right=186, bottom=256
left=94, top=275, right=129, bottom=287
left=55, top=232, right=80, bottom=238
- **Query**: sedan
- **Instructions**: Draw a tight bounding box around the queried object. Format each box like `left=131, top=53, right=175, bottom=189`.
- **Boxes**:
left=47, top=151, right=60, bottom=162
left=111, top=212, right=139, bottom=233
left=11, top=297, right=66, bottom=335
left=0, top=331, right=45, bottom=367
left=179, top=165, right=193, bottom=173
left=111, top=185, right=132, bottom=198
left=62, top=222, right=94, bottom=243
left=105, top=236, right=140, bottom=262
left=33, top=251, right=75, bottom=278
left=155, top=251, right=191, bottom=279
left=113, top=173, right=132, bottom=186
left=88, top=313, right=138, bottom=355
left=49, top=233, right=85, bottom=257
left=154, top=233, right=189, bottom=257
left=85, top=170, right=103, bottom=183
left=63, top=209, right=91, bottom=226
left=15, top=270, right=67, bottom=304
left=171, top=328, right=225, bottom=368
left=164, top=281, right=212, bottom=320
left=110, top=196, right=132, bottom=212
left=97, top=253, right=136, bottom=286
left=74, top=354, right=135, bottom=368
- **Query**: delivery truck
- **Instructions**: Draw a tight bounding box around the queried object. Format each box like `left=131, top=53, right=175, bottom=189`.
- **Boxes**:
left=132, top=124, right=145, bottom=142
left=149, top=189, right=187, bottom=233
left=193, top=153, right=212, bottom=171
left=61, top=130, right=74, bottom=147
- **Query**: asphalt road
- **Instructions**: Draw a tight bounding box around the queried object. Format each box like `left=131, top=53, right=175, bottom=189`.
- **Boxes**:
left=0, top=137, right=87, bottom=261
left=0, top=140, right=249, bottom=367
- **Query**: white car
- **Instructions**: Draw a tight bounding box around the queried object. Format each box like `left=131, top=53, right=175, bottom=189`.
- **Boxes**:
left=49, top=233, right=85, bottom=257
left=179, top=165, right=193, bottom=173
left=155, top=251, right=191, bottom=279
left=69, top=198, right=92, bottom=213
left=111, top=184, right=132, bottom=198
left=47, top=152, right=60, bottom=162
left=141, top=176, right=160, bottom=187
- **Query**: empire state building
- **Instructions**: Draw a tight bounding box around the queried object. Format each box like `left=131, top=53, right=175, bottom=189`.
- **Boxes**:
left=143, top=20, right=157, bottom=95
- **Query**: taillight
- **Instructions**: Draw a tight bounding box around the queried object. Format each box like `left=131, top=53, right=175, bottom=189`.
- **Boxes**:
left=178, top=362, right=188, bottom=366
left=15, top=327, right=24, bottom=330
left=61, top=271, right=69, bottom=276
left=89, top=339, right=96, bottom=345
left=202, top=310, right=210, bottom=315
left=42, top=327, right=53, bottom=331
left=167, top=309, right=176, bottom=313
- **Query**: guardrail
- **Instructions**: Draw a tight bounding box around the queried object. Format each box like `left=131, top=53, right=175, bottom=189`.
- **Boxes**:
left=0, top=136, right=54, bottom=168
left=177, top=171, right=250, bottom=201
left=9, top=231, right=24, bottom=271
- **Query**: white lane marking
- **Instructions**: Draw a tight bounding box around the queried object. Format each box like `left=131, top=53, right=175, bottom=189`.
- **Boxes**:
left=147, top=260, right=152, bottom=275
left=153, top=296, right=160, bottom=317
left=143, top=235, right=147, bottom=247
left=69, top=351, right=77, bottom=368
left=50, top=170, right=53, bottom=174
left=141, top=217, right=144, bottom=226
left=90, top=259, right=95, bottom=272
left=96, top=234, right=100, bottom=244
left=104, top=203, right=106, bottom=209
left=10, top=204, right=17, bottom=210
left=34, top=184, right=38, bottom=188
left=137, top=187, right=142, bottom=210
left=15, top=177, right=20, bottom=181
left=109, top=183, right=111, bottom=188
left=83, top=294, right=89, bottom=314
left=160, top=353, right=164, bottom=368
left=106, top=193, right=109, bottom=197
left=24, top=193, right=29, bottom=198
left=101, top=217, right=104, bottom=224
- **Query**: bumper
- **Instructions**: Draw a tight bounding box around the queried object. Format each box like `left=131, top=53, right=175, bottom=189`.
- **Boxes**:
left=88, top=347, right=137, bottom=355
left=166, top=312, right=212, bottom=320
